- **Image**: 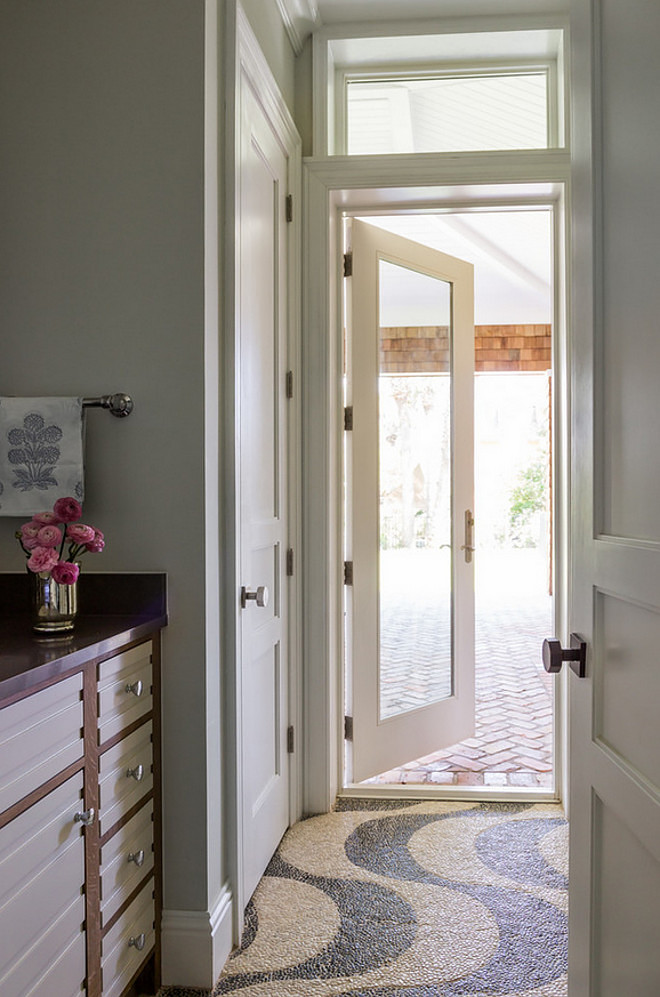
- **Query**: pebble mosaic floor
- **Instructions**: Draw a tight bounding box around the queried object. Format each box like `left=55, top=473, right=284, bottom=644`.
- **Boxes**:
left=159, top=799, right=568, bottom=997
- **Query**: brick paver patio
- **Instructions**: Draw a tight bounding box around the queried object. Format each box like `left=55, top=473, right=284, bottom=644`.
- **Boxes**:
left=364, top=548, right=554, bottom=789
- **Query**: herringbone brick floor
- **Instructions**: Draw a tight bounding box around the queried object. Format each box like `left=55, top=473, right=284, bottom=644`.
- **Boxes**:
left=365, top=549, right=554, bottom=789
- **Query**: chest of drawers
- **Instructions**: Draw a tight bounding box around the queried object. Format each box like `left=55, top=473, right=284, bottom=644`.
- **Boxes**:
left=0, top=628, right=162, bottom=997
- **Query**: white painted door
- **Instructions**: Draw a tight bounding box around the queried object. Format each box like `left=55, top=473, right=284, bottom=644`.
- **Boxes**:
left=238, top=76, right=290, bottom=902
left=568, top=1, right=660, bottom=991
left=347, top=219, right=474, bottom=783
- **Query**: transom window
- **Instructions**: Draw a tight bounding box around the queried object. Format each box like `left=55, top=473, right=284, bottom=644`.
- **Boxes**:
left=345, top=70, right=550, bottom=155
left=314, top=26, right=566, bottom=157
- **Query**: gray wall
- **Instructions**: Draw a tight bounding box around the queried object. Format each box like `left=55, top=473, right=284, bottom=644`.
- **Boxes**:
left=0, top=0, right=296, bottom=940
left=0, top=0, right=208, bottom=913
left=295, top=36, right=314, bottom=157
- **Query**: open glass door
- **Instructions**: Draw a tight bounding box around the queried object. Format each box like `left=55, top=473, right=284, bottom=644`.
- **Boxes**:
left=346, top=219, right=475, bottom=783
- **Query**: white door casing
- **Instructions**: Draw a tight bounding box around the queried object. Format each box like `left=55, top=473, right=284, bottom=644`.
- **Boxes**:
left=301, top=166, right=569, bottom=816
left=568, top=1, right=660, bottom=992
left=346, top=219, right=475, bottom=783
left=233, top=7, right=301, bottom=913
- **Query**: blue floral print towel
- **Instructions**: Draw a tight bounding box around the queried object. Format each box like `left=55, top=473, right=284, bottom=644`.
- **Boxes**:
left=0, top=397, right=84, bottom=516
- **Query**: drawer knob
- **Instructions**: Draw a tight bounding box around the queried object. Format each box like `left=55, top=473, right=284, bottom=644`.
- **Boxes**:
left=127, top=849, right=145, bottom=867
left=126, top=764, right=145, bottom=782
left=125, top=679, right=143, bottom=698
left=128, top=933, right=146, bottom=951
left=73, top=807, right=96, bottom=827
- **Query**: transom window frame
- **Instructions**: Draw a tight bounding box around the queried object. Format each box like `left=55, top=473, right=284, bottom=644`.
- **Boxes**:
left=312, top=19, right=568, bottom=158
left=337, top=60, right=558, bottom=156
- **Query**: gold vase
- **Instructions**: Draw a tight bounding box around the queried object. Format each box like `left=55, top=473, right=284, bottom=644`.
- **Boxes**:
left=31, top=570, right=78, bottom=633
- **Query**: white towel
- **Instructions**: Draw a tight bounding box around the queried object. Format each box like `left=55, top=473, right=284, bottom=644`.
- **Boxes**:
left=0, top=397, right=84, bottom=517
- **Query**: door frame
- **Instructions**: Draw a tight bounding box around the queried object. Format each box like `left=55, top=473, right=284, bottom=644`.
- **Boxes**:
left=302, top=155, right=571, bottom=814
left=224, top=1, right=302, bottom=934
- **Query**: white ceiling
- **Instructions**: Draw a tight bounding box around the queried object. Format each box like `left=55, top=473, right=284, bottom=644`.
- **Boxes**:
left=357, top=209, right=553, bottom=327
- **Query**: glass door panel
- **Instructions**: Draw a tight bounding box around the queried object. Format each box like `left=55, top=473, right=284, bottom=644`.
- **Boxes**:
left=378, top=260, right=453, bottom=720
left=348, top=218, right=474, bottom=784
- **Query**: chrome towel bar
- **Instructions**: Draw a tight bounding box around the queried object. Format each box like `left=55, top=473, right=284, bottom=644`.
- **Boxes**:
left=82, top=393, right=133, bottom=417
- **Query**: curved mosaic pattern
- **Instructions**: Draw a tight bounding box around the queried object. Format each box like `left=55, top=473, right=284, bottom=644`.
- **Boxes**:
left=160, top=801, right=567, bottom=997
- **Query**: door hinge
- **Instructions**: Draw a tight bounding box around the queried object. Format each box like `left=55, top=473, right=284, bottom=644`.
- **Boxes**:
left=287, top=725, right=295, bottom=753
left=343, top=251, right=353, bottom=277
left=344, top=560, right=353, bottom=585
left=286, top=369, right=294, bottom=399
left=344, top=715, right=354, bottom=741
left=285, top=194, right=293, bottom=223
left=344, top=406, right=353, bottom=431
left=286, top=547, right=294, bottom=577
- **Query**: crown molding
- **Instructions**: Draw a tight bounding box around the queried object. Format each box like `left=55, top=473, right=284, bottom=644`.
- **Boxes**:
left=275, top=0, right=320, bottom=54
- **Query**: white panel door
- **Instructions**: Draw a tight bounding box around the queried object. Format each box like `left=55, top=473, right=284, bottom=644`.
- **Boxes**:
left=238, top=76, right=290, bottom=902
left=569, top=1, right=660, bottom=992
left=347, top=219, right=474, bottom=783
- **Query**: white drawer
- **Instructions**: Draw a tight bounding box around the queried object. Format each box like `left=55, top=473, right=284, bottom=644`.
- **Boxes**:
left=102, top=878, right=155, bottom=997
left=98, top=642, right=153, bottom=745
left=0, top=673, right=83, bottom=815
left=100, top=801, right=154, bottom=927
left=0, top=773, right=85, bottom=997
left=4, top=912, right=86, bottom=997
left=99, top=722, right=153, bottom=835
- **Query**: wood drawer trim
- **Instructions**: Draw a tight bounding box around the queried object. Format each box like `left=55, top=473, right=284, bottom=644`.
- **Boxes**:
left=100, top=802, right=154, bottom=927
left=98, top=711, right=154, bottom=755
left=0, top=757, right=85, bottom=830
left=101, top=877, right=155, bottom=997
left=100, top=791, right=154, bottom=848
left=0, top=661, right=85, bottom=712
left=0, top=673, right=84, bottom=816
left=101, top=871, right=155, bottom=938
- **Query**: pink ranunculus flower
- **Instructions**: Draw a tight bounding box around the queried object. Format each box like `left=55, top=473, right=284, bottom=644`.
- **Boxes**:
left=33, top=510, right=60, bottom=525
left=53, top=496, right=82, bottom=523
left=85, top=529, right=105, bottom=554
left=51, top=561, right=80, bottom=585
left=66, top=523, right=95, bottom=544
left=21, top=521, right=42, bottom=548
left=27, top=546, right=60, bottom=574
left=36, top=524, right=63, bottom=548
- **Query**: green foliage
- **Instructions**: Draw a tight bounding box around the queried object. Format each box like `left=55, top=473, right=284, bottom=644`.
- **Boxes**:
left=509, top=457, right=548, bottom=546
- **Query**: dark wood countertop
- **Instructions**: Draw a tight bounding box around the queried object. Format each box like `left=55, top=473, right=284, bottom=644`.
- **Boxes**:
left=0, top=573, right=167, bottom=704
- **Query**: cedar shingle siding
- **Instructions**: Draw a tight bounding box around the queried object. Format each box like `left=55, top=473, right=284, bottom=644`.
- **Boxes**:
left=379, top=324, right=551, bottom=373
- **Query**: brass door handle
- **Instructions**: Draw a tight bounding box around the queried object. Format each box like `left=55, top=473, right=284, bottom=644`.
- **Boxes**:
left=460, top=510, right=475, bottom=563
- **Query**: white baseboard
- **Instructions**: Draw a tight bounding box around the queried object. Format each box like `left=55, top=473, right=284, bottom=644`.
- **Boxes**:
left=161, top=885, right=233, bottom=989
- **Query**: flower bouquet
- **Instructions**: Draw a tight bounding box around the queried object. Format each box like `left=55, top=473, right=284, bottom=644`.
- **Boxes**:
left=15, top=496, right=105, bottom=632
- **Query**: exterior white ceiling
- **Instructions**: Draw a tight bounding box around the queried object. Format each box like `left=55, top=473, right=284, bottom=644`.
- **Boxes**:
left=358, top=209, right=554, bottom=327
